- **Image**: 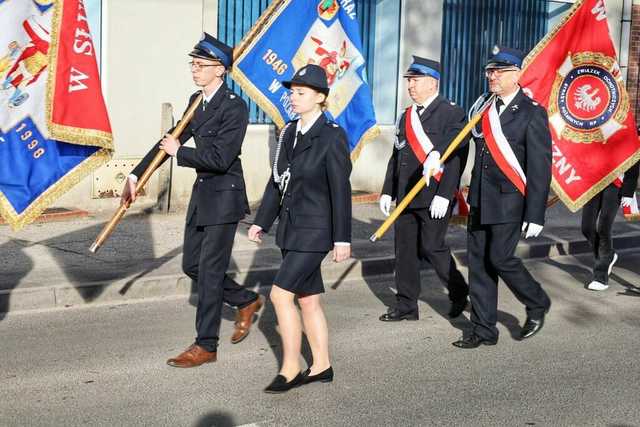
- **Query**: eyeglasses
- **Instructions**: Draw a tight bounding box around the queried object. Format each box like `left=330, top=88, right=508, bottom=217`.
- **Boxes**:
left=188, top=61, right=221, bottom=71
left=485, top=68, right=519, bottom=77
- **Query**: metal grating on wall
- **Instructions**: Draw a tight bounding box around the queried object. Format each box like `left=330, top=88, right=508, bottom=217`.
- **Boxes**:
left=218, top=0, right=377, bottom=124
left=440, top=0, right=548, bottom=111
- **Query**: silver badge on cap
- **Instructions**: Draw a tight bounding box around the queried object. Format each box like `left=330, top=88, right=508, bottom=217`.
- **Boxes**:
left=299, top=68, right=307, bottom=76
left=492, top=45, right=500, bottom=55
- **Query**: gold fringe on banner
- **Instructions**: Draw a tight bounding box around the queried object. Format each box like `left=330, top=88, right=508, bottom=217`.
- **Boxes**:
left=46, top=0, right=114, bottom=149
left=1, top=0, right=114, bottom=230
left=230, top=0, right=292, bottom=128
left=233, top=0, right=289, bottom=60
left=521, top=0, right=585, bottom=72
left=521, top=0, right=640, bottom=212
left=350, top=125, right=380, bottom=162
left=0, top=148, right=112, bottom=231
left=553, top=148, right=640, bottom=212
left=231, top=0, right=380, bottom=163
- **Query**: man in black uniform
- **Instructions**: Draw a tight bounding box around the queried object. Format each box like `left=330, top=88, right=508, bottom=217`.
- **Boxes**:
left=453, top=46, right=552, bottom=349
left=121, top=33, right=262, bottom=367
left=378, top=56, right=469, bottom=322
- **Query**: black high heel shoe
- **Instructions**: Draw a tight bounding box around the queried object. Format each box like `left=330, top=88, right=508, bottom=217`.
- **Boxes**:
left=302, top=366, right=334, bottom=384
left=264, top=372, right=304, bottom=394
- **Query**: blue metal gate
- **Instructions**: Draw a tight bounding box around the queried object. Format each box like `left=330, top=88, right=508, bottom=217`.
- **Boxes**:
left=440, top=0, right=548, bottom=111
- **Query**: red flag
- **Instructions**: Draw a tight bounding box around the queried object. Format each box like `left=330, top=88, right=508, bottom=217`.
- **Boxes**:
left=519, top=0, right=640, bottom=211
left=49, top=0, right=112, bottom=145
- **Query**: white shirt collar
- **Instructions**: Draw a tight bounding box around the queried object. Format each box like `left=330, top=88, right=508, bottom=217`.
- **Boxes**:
left=497, top=88, right=519, bottom=110
left=296, top=111, right=324, bottom=135
left=202, top=81, right=223, bottom=105
left=415, top=92, right=439, bottom=112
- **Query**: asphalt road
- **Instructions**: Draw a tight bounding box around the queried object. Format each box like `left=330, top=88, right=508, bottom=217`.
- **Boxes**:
left=1, top=250, right=639, bottom=427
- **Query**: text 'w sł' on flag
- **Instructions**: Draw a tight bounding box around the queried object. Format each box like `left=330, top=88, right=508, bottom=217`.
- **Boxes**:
left=519, top=0, right=640, bottom=212
left=230, top=0, right=379, bottom=159
left=0, top=0, right=113, bottom=230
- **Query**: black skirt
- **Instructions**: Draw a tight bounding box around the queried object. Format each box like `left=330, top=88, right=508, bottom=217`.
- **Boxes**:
left=273, top=250, right=328, bottom=295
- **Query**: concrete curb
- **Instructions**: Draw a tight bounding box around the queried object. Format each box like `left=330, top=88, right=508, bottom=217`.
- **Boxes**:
left=2, top=232, right=638, bottom=315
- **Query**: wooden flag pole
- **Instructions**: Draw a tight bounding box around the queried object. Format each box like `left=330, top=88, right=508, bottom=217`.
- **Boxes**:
left=89, top=93, right=203, bottom=253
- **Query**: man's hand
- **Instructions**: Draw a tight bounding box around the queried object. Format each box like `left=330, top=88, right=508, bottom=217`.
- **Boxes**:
left=522, top=222, right=543, bottom=239
left=332, top=244, right=351, bottom=262
left=248, top=224, right=263, bottom=244
left=621, top=197, right=634, bottom=208
left=120, top=176, right=137, bottom=206
left=429, top=195, right=450, bottom=219
left=379, top=194, right=392, bottom=217
left=422, top=151, right=441, bottom=187
left=159, top=134, right=180, bottom=157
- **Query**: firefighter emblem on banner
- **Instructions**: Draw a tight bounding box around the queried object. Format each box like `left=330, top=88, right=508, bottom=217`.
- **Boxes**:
left=547, top=52, right=629, bottom=144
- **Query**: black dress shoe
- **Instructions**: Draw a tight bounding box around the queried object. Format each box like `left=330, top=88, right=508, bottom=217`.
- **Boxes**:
left=452, top=334, right=497, bottom=349
left=520, top=315, right=545, bottom=339
left=379, top=308, right=419, bottom=322
left=448, top=299, right=468, bottom=318
left=302, top=366, right=334, bottom=384
left=264, top=372, right=304, bottom=394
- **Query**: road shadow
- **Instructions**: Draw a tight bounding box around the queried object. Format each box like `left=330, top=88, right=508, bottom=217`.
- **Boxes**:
left=354, top=214, right=468, bottom=335
left=0, top=209, right=178, bottom=320
left=0, top=238, right=34, bottom=320
left=193, top=411, right=236, bottom=427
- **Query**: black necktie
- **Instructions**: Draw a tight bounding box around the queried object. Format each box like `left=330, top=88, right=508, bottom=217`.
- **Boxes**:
left=294, top=131, right=303, bottom=150
left=495, top=98, right=504, bottom=113
left=203, top=100, right=208, bottom=110
left=416, top=105, right=425, bottom=115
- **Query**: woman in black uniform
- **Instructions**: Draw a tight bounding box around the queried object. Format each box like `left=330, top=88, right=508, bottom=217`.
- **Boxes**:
left=248, top=64, right=352, bottom=393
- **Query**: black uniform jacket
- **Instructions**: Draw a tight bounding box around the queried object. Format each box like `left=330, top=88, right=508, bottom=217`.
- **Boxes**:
left=621, top=161, right=640, bottom=197
left=381, top=95, right=469, bottom=210
left=253, top=114, right=352, bottom=252
left=132, top=82, right=250, bottom=226
left=468, top=89, right=552, bottom=225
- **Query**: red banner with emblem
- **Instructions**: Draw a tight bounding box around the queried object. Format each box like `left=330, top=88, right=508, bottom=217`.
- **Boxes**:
left=519, top=0, right=640, bottom=212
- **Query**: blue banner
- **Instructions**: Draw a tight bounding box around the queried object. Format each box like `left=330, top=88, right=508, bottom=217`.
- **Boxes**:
left=231, top=0, right=378, bottom=158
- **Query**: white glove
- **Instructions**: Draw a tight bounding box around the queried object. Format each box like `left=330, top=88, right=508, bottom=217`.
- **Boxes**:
left=429, top=195, right=450, bottom=219
left=621, top=197, right=633, bottom=208
left=422, top=151, right=441, bottom=187
left=522, top=222, right=543, bottom=239
left=379, top=194, right=392, bottom=217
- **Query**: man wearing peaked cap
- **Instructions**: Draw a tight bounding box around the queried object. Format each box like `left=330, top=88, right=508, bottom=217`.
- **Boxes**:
left=378, top=55, right=469, bottom=323
left=189, top=32, right=234, bottom=68
left=403, top=56, right=442, bottom=80
left=453, top=44, right=552, bottom=349
left=121, top=32, right=263, bottom=367
left=485, top=44, right=525, bottom=69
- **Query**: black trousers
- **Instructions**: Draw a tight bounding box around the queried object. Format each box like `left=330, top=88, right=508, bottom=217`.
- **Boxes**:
left=581, top=184, right=621, bottom=284
left=393, top=208, right=468, bottom=313
left=467, top=212, right=550, bottom=341
left=182, top=215, right=258, bottom=352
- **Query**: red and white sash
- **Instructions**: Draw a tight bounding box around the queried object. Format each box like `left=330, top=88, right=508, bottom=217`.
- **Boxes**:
left=481, top=103, right=527, bottom=195
left=404, top=105, right=443, bottom=181
left=452, top=188, right=470, bottom=216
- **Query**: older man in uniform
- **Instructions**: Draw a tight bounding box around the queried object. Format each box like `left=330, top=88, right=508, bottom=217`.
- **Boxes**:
left=121, top=33, right=262, bottom=367
left=378, top=56, right=469, bottom=322
left=453, top=46, right=552, bottom=349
